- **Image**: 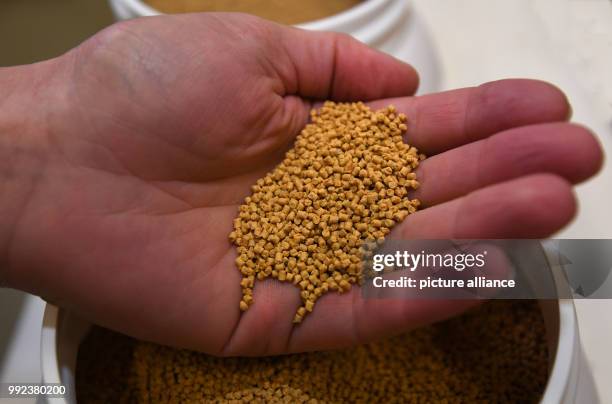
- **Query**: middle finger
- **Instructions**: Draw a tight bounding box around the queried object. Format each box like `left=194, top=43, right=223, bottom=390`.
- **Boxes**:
left=412, top=122, right=602, bottom=207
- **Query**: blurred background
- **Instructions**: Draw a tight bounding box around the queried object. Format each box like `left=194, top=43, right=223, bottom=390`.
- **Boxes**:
left=0, top=0, right=114, bottom=66
left=1, top=0, right=611, bottom=402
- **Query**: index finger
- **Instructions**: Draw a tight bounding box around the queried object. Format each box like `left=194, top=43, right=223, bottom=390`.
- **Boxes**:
left=369, top=79, right=571, bottom=155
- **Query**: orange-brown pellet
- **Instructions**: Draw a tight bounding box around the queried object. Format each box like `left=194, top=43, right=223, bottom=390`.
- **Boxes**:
left=230, top=102, right=424, bottom=323
left=76, top=300, right=549, bottom=403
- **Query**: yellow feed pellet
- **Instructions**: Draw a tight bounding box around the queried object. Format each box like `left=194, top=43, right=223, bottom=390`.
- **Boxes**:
left=76, top=300, right=549, bottom=403
left=229, top=102, right=424, bottom=323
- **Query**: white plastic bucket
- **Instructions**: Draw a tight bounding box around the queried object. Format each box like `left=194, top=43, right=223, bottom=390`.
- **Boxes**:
left=40, top=243, right=599, bottom=403
left=40, top=298, right=590, bottom=404
left=105, top=0, right=442, bottom=94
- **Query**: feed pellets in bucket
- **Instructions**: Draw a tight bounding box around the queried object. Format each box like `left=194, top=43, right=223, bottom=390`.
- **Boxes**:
left=143, top=0, right=364, bottom=25
left=75, top=300, right=549, bottom=403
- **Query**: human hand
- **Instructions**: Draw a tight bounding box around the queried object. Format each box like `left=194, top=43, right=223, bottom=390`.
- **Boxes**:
left=1, top=14, right=602, bottom=355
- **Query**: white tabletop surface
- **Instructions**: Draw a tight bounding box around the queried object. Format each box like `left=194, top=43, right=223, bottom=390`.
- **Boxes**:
left=1, top=0, right=611, bottom=402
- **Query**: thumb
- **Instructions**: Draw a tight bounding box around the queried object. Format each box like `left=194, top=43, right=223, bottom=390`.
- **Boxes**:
left=273, top=25, right=420, bottom=101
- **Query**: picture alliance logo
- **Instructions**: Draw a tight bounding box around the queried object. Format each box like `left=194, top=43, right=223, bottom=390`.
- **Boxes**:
left=364, top=240, right=612, bottom=299
left=371, top=250, right=488, bottom=272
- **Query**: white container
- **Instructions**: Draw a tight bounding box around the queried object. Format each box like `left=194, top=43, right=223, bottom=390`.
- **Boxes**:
left=40, top=297, right=597, bottom=404
left=106, top=0, right=442, bottom=94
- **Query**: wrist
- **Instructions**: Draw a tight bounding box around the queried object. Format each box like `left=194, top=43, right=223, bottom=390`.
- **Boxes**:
left=0, top=58, right=67, bottom=288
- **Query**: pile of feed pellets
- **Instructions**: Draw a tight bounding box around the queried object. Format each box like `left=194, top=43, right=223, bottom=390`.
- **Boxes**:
left=76, top=300, right=549, bottom=403
left=230, top=102, right=424, bottom=323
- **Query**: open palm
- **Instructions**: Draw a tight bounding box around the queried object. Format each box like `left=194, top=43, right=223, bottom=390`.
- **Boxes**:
left=6, top=14, right=602, bottom=356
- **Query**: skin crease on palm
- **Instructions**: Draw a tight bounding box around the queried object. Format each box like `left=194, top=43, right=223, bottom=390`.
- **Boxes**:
left=0, top=13, right=603, bottom=356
